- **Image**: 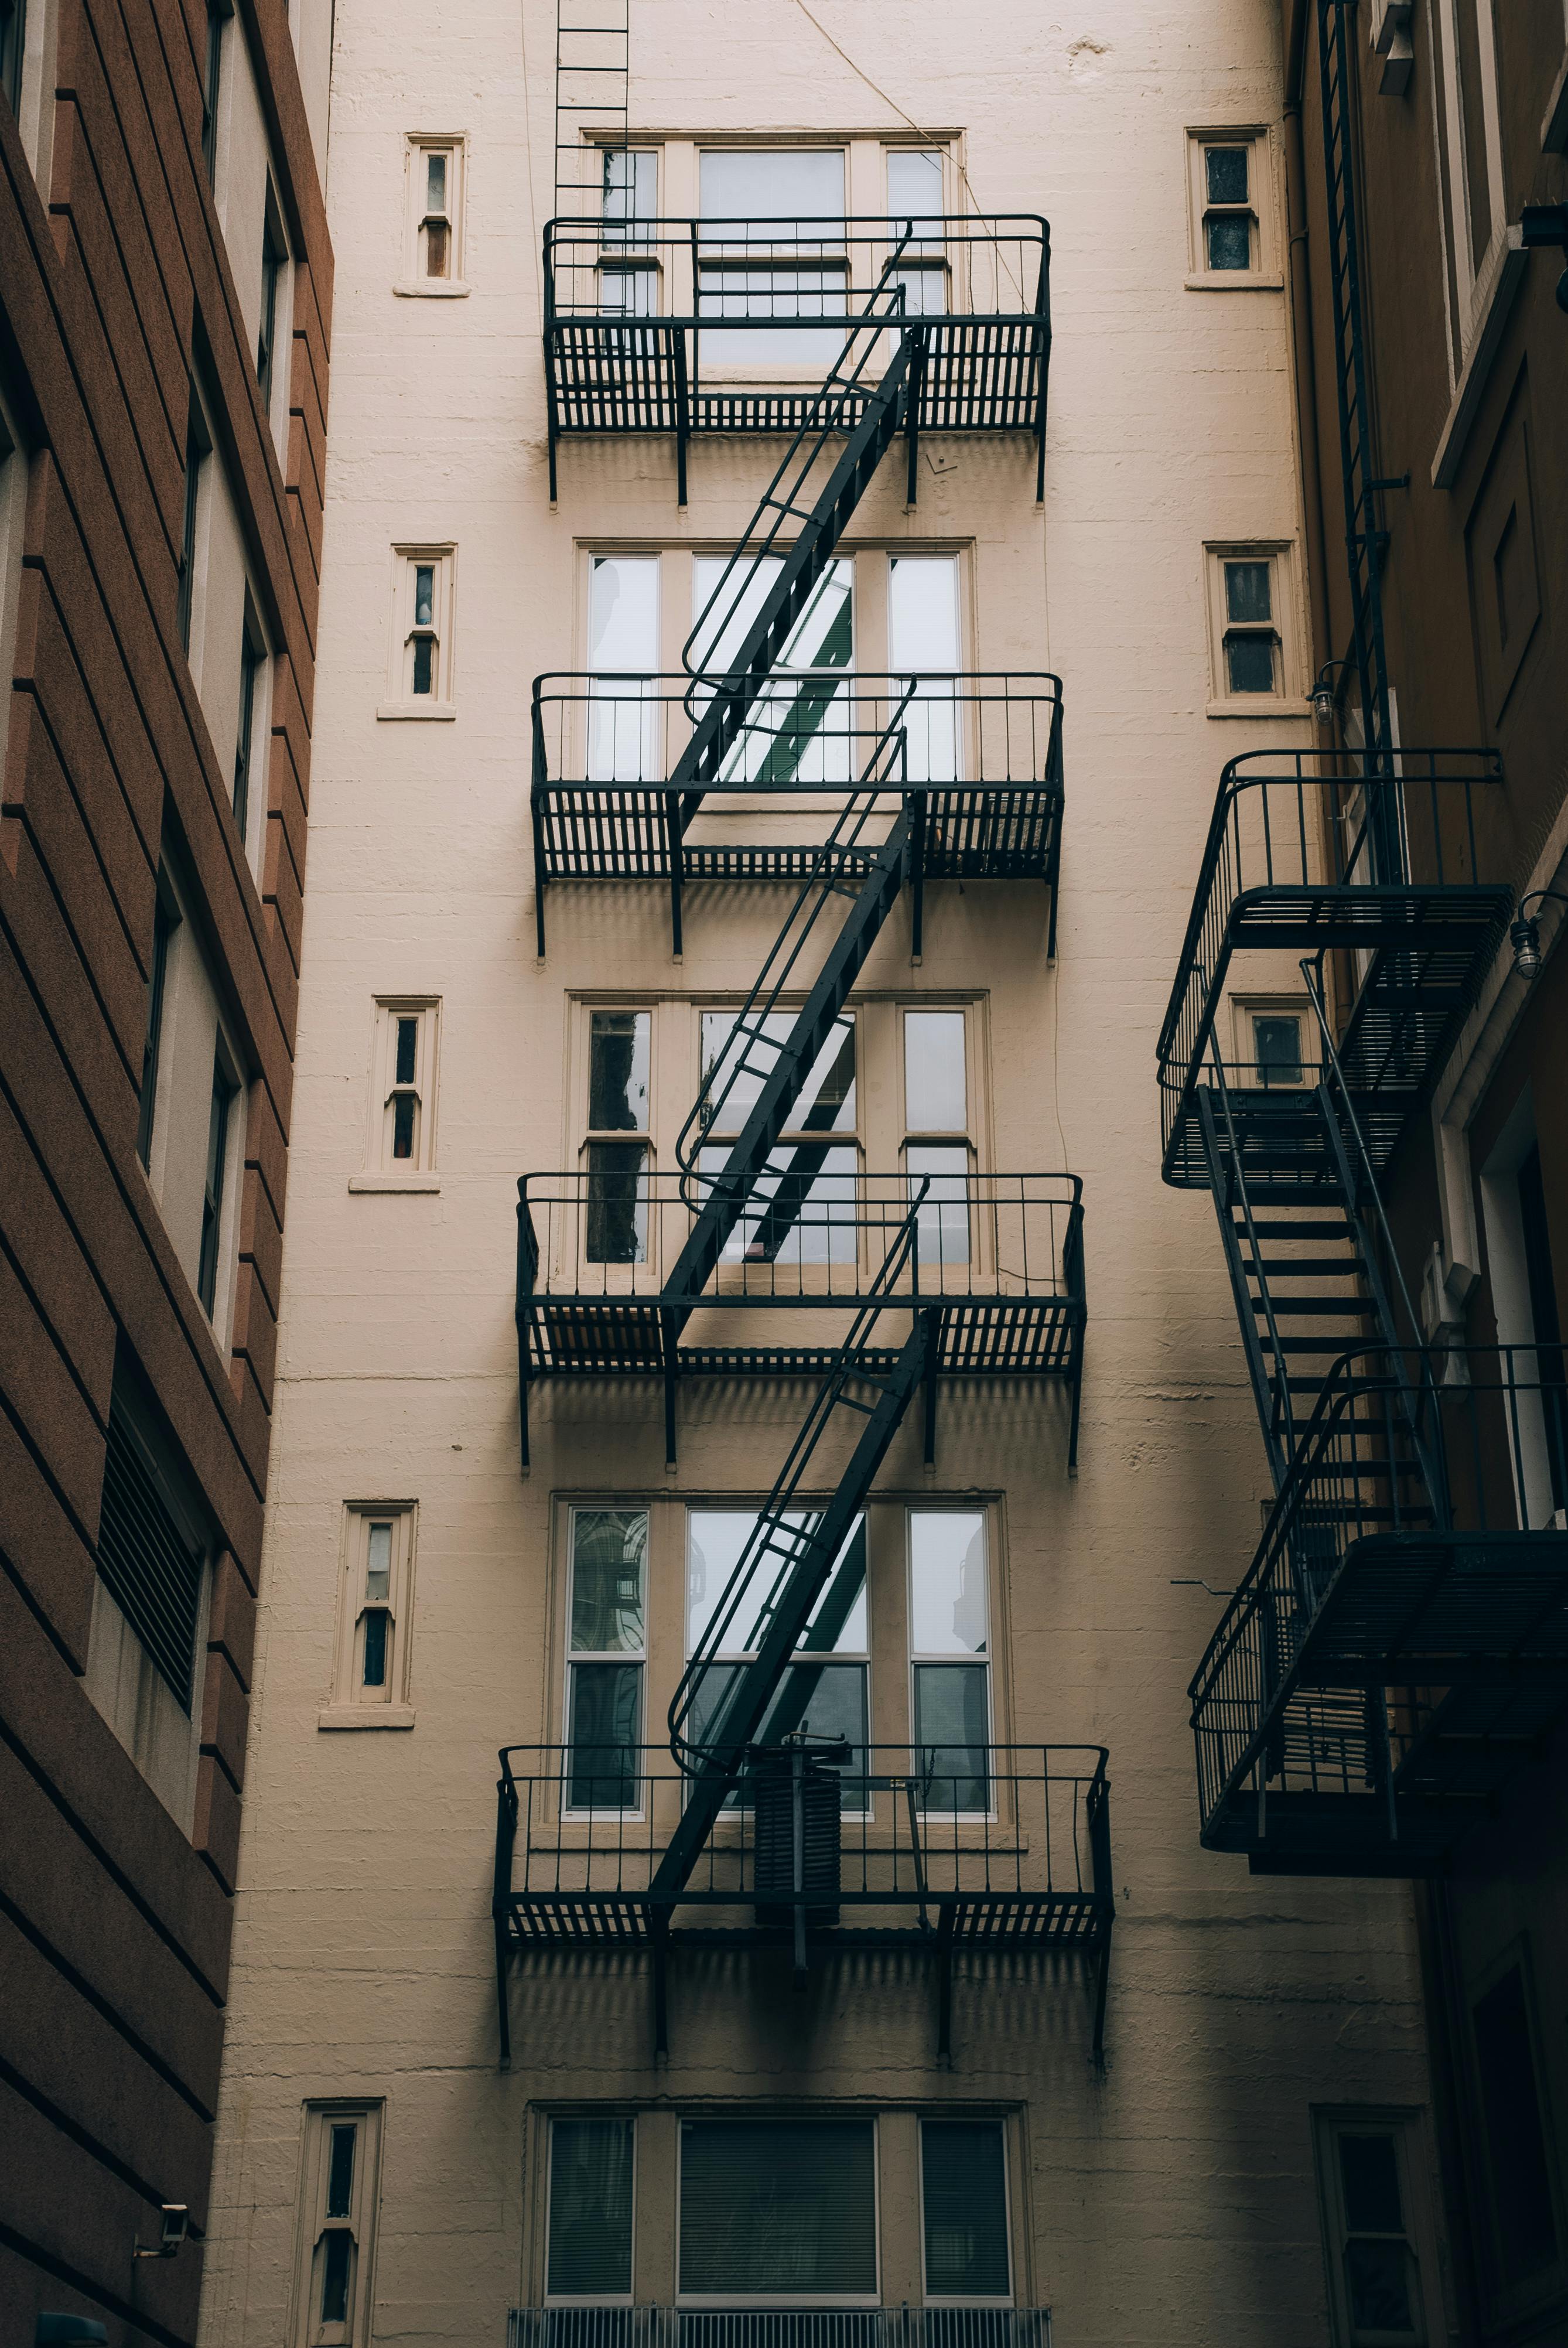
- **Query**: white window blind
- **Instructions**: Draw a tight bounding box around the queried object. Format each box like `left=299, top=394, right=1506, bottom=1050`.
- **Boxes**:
left=678, top=2118, right=877, bottom=2298
left=548, top=2118, right=635, bottom=2299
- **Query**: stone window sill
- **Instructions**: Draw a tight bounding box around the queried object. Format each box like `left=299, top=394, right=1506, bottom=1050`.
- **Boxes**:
left=319, top=1705, right=416, bottom=1731
left=1206, top=697, right=1311, bottom=721
left=377, top=701, right=457, bottom=722
left=1184, top=272, right=1285, bottom=292
left=394, top=280, right=471, bottom=298
left=348, top=1173, right=442, bottom=1193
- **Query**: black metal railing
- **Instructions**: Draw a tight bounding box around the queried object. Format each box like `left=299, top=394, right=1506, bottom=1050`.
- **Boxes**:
left=496, top=1743, right=1111, bottom=1922
left=1189, top=1346, right=1568, bottom=1840
left=517, top=1171, right=1083, bottom=1316
left=1157, top=748, right=1505, bottom=1171
left=510, top=2310, right=1054, bottom=2348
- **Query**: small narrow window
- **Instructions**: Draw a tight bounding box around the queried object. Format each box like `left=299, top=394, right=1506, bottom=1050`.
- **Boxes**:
left=200, top=2, right=225, bottom=182
left=136, top=884, right=178, bottom=1170
left=602, top=146, right=656, bottom=242
left=233, top=619, right=265, bottom=847
left=0, top=0, right=25, bottom=114
left=1315, top=2112, right=1433, bottom=2346
left=922, top=2120, right=1012, bottom=2301
left=369, top=999, right=439, bottom=1175
left=197, top=1049, right=238, bottom=1318
left=386, top=547, right=455, bottom=711
left=1207, top=544, right=1296, bottom=708
left=1253, top=1011, right=1304, bottom=1088
left=177, top=398, right=208, bottom=654
left=296, top=2104, right=382, bottom=2348
left=565, top=1509, right=647, bottom=1809
left=403, top=138, right=466, bottom=288
left=332, top=1509, right=415, bottom=1713
left=1187, top=129, right=1271, bottom=284
left=548, top=2117, right=636, bottom=2300
left=258, top=201, right=288, bottom=408
left=1473, top=1961, right=1560, bottom=2291
left=909, top=1510, right=990, bottom=1811
left=904, top=1009, right=971, bottom=1268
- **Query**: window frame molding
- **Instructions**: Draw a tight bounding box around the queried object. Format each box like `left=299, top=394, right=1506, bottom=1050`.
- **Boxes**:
left=379, top=544, right=457, bottom=720
left=543, top=2111, right=640, bottom=2305
left=561, top=1504, right=651, bottom=1817
left=291, top=2100, right=385, bottom=2348
left=1310, top=2105, right=1446, bottom=2348
left=1183, top=124, right=1283, bottom=290
left=1202, top=539, right=1309, bottom=716
left=1466, top=1935, right=1566, bottom=2324
left=352, top=996, right=442, bottom=1191
left=397, top=133, right=470, bottom=297
left=918, top=2114, right=1016, bottom=2306
left=320, top=1503, right=418, bottom=1729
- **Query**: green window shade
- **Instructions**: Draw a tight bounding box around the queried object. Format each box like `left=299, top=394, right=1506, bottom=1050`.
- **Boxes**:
left=679, top=2119, right=877, bottom=2296
left=548, top=2119, right=634, bottom=2297
left=922, top=2121, right=1010, bottom=2298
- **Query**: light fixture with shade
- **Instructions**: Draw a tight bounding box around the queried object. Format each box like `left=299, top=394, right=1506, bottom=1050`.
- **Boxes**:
left=1510, top=890, right=1568, bottom=981
left=1310, top=658, right=1348, bottom=731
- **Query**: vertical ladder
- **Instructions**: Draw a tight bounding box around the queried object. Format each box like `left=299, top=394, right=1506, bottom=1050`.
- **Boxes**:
left=554, top=0, right=629, bottom=224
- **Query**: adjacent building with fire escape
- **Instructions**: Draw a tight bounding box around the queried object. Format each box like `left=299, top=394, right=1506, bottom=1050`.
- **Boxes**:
left=193, top=4, right=1560, bottom=2347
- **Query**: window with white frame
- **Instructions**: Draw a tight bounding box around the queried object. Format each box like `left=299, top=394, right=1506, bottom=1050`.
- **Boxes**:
left=547, top=2115, right=636, bottom=2301
left=678, top=2117, right=879, bottom=2300
left=367, top=998, right=439, bottom=1176
left=909, top=1510, right=991, bottom=1810
left=696, top=1008, right=858, bottom=1267
left=886, top=146, right=948, bottom=314
left=587, top=554, right=661, bottom=781
left=329, top=1507, right=415, bottom=1717
left=889, top=551, right=961, bottom=781
left=1186, top=129, right=1275, bottom=284
left=921, top=2118, right=1012, bottom=2301
left=1231, top=999, right=1310, bottom=1091
left=1205, top=544, right=1300, bottom=709
left=1432, top=1, right=1508, bottom=368
left=684, top=1509, right=869, bottom=1773
left=232, top=598, right=270, bottom=872
left=904, top=1008, right=972, bottom=1267
left=599, top=147, right=658, bottom=318
left=197, top=1045, right=240, bottom=1319
left=583, top=1008, right=652, bottom=1264
left=402, top=136, right=466, bottom=290
left=1313, top=2111, right=1439, bottom=2346
left=564, top=1509, right=648, bottom=1810
left=257, top=186, right=290, bottom=428
left=294, top=2104, right=382, bottom=2348
left=384, top=547, right=455, bottom=713
left=698, top=147, right=849, bottom=366
left=691, top=551, right=855, bottom=785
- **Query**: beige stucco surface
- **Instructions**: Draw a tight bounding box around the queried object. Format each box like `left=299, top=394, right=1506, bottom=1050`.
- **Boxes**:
left=197, top=4, right=1442, bottom=2343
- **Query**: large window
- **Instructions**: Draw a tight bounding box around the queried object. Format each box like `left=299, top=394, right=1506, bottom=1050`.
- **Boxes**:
left=904, top=1008, right=971, bottom=1267
left=691, top=552, right=854, bottom=785
left=565, top=1509, right=648, bottom=1810
left=697, top=1008, right=858, bottom=1267
left=921, top=2120, right=1012, bottom=2301
left=698, top=148, right=848, bottom=366
left=678, top=2118, right=877, bottom=2301
left=909, top=1511, right=991, bottom=1810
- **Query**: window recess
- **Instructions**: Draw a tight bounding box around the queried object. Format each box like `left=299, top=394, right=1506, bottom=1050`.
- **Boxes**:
left=295, top=2104, right=383, bottom=2348
left=1186, top=128, right=1276, bottom=285
left=356, top=999, right=440, bottom=1187
left=400, top=136, right=467, bottom=292
left=1204, top=543, right=1301, bottom=711
left=324, top=1507, right=416, bottom=1724
left=381, top=547, right=456, bottom=716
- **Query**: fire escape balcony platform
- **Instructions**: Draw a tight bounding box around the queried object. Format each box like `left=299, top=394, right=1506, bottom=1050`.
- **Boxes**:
left=1188, top=1349, right=1568, bottom=1876
left=542, top=216, right=1050, bottom=446
left=516, top=1173, right=1085, bottom=1387
left=1157, top=749, right=1510, bottom=1187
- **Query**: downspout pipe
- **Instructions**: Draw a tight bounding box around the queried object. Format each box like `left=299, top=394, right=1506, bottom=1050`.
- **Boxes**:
left=1283, top=0, right=1334, bottom=689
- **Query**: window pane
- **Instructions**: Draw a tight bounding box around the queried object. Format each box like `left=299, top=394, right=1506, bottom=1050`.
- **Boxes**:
left=678, top=2118, right=876, bottom=2296
left=320, top=2230, right=351, bottom=2323
left=414, top=565, right=435, bottom=626
left=688, top=1510, right=866, bottom=1657
left=887, top=148, right=945, bottom=237
left=1205, top=145, right=1249, bottom=204
left=1344, top=2238, right=1416, bottom=2333
left=411, top=637, right=433, bottom=696
left=701, top=1144, right=858, bottom=1266
left=892, top=264, right=948, bottom=317
left=571, top=1510, right=647, bottom=1653
left=905, top=1010, right=967, bottom=1131
left=395, top=1017, right=418, bottom=1086
left=1224, top=560, right=1273, bottom=623
left=910, top=1511, right=989, bottom=1654
left=326, top=2124, right=357, bottom=2218
left=392, top=1093, right=415, bottom=1158
left=566, top=1663, right=643, bottom=1807
left=701, top=1009, right=855, bottom=1137
left=602, top=148, right=657, bottom=237
left=765, top=1658, right=869, bottom=1774
left=1473, top=1965, right=1559, bottom=2281
left=1225, top=633, right=1276, bottom=695
left=600, top=264, right=656, bottom=317
left=923, top=2121, right=1010, bottom=2298
left=589, top=554, right=660, bottom=671
left=890, top=554, right=961, bottom=671
left=365, top=1523, right=392, bottom=1602
left=585, top=1143, right=648, bottom=1263
left=1205, top=213, right=1251, bottom=271
left=1255, top=1016, right=1303, bottom=1086
left=425, top=220, right=449, bottom=278
left=1338, top=2132, right=1404, bottom=2236
left=549, top=2118, right=634, bottom=2298
left=699, top=147, right=845, bottom=224
left=361, top=1609, right=388, bottom=1687
left=907, top=1144, right=971, bottom=1268
left=697, top=265, right=850, bottom=364
left=914, top=1663, right=990, bottom=1810
left=589, top=1011, right=650, bottom=1131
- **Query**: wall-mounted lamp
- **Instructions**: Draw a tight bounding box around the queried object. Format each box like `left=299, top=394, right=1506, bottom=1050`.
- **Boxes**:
left=1509, top=890, right=1568, bottom=981
left=1310, top=658, right=1349, bottom=729
left=133, top=2205, right=189, bottom=2262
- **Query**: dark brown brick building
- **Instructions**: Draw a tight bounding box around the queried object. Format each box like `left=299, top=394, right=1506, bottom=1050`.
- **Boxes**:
left=0, top=2, right=332, bottom=2340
